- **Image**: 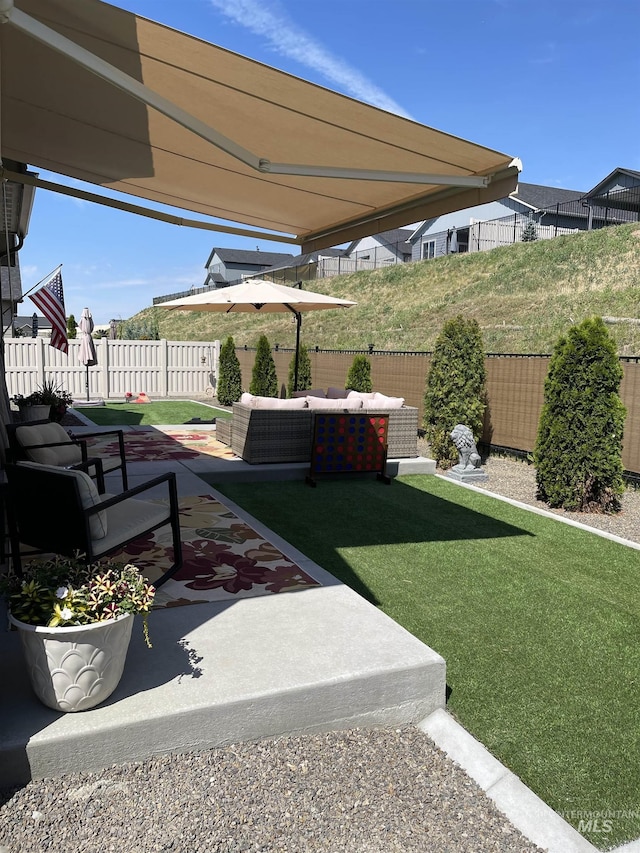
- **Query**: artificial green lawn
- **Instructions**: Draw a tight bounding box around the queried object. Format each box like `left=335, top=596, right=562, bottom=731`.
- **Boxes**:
left=74, top=401, right=231, bottom=427
left=211, top=474, right=640, bottom=848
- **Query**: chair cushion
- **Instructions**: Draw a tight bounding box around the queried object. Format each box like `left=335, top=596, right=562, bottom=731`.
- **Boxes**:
left=16, top=423, right=83, bottom=467
left=93, top=495, right=170, bottom=557
left=17, top=461, right=108, bottom=539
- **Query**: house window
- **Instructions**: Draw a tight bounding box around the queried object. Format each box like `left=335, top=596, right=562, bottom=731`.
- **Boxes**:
left=422, top=240, right=436, bottom=260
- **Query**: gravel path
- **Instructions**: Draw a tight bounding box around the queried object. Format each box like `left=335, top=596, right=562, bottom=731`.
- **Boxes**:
left=7, top=446, right=634, bottom=853
left=457, top=454, right=640, bottom=546
left=0, top=728, right=544, bottom=853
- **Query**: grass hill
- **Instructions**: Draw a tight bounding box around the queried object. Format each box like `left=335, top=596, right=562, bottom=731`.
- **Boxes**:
left=135, top=222, right=640, bottom=355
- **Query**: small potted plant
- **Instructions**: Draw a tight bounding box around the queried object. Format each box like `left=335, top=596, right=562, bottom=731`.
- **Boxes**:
left=1, top=556, right=155, bottom=712
left=12, top=378, right=74, bottom=423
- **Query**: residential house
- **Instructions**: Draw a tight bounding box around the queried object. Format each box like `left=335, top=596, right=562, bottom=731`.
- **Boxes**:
left=203, top=247, right=295, bottom=288
left=409, top=168, right=640, bottom=260
left=245, top=248, right=349, bottom=285
left=12, top=313, right=52, bottom=338
left=244, top=231, right=412, bottom=285
left=343, top=228, right=413, bottom=268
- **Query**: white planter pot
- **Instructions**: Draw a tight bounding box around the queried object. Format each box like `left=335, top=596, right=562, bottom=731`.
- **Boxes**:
left=20, top=404, right=52, bottom=422
left=9, top=612, right=134, bottom=712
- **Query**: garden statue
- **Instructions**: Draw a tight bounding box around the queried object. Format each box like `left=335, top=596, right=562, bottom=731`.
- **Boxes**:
left=447, top=424, right=487, bottom=482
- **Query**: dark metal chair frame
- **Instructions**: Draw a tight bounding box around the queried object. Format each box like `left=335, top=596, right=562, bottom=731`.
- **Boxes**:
left=6, top=420, right=128, bottom=491
left=4, top=463, right=182, bottom=588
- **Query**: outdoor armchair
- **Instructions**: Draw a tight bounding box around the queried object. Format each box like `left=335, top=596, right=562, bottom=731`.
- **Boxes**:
left=7, top=420, right=128, bottom=491
left=4, top=461, right=182, bottom=587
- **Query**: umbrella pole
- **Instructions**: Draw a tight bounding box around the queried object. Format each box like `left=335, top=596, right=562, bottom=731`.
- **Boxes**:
left=294, top=312, right=302, bottom=392
left=86, top=364, right=90, bottom=401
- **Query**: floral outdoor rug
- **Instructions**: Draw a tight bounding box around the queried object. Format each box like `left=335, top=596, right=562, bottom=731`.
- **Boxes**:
left=110, top=494, right=321, bottom=608
left=83, top=428, right=237, bottom=462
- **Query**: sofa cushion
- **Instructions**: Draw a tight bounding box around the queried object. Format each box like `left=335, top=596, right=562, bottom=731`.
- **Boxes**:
left=17, top=461, right=108, bottom=540
left=240, top=392, right=255, bottom=406
left=293, top=388, right=326, bottom=399
left=16, top=422, right=83, bottom=467
left=346, top=390, right=377, bottom=401
left=326, top=386, right=348, bottom=399
left=363, top=392, right=405, bottom=409
left=254, top=395, right=308, bottom=410
left=306, top=396, right=363, bottom=410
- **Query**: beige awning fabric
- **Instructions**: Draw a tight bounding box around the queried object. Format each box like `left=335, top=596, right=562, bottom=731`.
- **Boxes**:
left=0, top=0, right=521, bottom=251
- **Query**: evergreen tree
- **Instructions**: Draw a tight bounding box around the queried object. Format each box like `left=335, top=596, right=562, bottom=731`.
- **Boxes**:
left=423, top=315, right=487, bottom=468
left=119, top=316, right=160, bottom=340
left=521, top=219, right=538, bottom=242
left=250, top=335, right=278, bottom=397
left=287, top=344, right=312, bottom=396
left=534, top=316, right=625, bottom=512
left=66, top=314, right=78, bottom=340
left=217, top=335, right=242, bottom=406
left=345, top=354, right=372, bottom=392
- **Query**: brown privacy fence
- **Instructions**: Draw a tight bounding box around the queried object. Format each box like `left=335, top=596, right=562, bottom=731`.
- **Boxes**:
left=235, top=348, right=640, bottom=475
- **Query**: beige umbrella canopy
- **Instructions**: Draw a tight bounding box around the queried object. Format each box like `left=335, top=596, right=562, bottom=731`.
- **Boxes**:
left=162, top=280, right=356, bottom=391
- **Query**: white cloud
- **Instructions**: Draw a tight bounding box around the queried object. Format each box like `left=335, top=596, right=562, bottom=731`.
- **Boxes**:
left=208, top=0, right=413, bottom=118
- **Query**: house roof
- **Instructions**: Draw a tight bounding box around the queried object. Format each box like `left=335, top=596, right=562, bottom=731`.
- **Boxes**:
left=205, top=247, right=295, bottom=268
left=1, top=0, right=520, bottom=252
left=203, top=272, right=226, bottom=285
left=13, top=313, right=52, bottom=329
left=344, top=227, right=413, bottom=254
left=586, top=168, right=640, bottom=212
left=243, top=247, right=348, bottom=278
left=510, top=182, right=584, bottom=211
left=374, top=228, right=413, bottom=248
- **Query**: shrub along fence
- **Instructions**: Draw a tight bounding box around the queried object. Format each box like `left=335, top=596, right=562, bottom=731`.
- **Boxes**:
left=6, top=338, right=640, bottom=474
left=235, top=347, right=640, bottom=475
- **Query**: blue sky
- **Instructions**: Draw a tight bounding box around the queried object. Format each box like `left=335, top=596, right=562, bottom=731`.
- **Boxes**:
left=17, top=0, right=640, bottom=325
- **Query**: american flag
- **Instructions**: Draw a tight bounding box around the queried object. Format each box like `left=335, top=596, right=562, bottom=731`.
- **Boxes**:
left=29, top=268, right=68, bottom=354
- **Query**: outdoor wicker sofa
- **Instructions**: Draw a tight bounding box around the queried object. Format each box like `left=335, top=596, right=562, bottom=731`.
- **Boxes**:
left=217, top=394, right=419, bottom=464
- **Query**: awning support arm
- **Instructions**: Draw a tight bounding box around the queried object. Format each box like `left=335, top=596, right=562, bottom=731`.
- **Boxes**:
left=0, top=167, right=301, bottom=244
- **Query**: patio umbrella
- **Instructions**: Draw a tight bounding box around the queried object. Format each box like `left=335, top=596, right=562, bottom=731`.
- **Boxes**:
left=449, top=228, right=458, bottom=254
left=161, top=279, right=356, bottom=391
left=78, top=307, right=97, bottom=401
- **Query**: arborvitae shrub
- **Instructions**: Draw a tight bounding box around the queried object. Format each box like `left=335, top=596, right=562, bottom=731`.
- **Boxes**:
left=533, top=316, right=625, bottom=512
left=345, top=355, right=372, bottom=392
left=423, top=315, right=487, bottom=468
left=250, top=334, right=278, bottom=397
left=521, top=219, right=538, bottom=242
left=66, top=314, right=77, bottom=340
left=217, top=335, right=242, bottom=406
left=287, top=345, right=312, bottom=396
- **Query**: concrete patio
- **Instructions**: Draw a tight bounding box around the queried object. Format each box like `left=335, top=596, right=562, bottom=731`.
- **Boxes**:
left=0, top=422, right=445, bottom=786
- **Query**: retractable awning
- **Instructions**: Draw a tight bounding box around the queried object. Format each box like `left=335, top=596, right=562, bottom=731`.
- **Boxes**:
left=0, top=0, right=521, bottom=251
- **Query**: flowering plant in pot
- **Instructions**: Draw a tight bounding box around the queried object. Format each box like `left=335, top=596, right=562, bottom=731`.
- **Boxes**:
left=12, top=379, right=74, bottom=422
left=1, top=556, right=155, bottom=712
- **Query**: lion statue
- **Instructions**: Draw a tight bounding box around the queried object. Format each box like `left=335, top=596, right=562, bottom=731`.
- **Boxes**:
left=450, top=424, right=482, bottom=472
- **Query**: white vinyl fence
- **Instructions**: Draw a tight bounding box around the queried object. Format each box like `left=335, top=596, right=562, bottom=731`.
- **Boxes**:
left=4, top=338, right=220, bottom=401
left=468, top=218, right=579, bottom=253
